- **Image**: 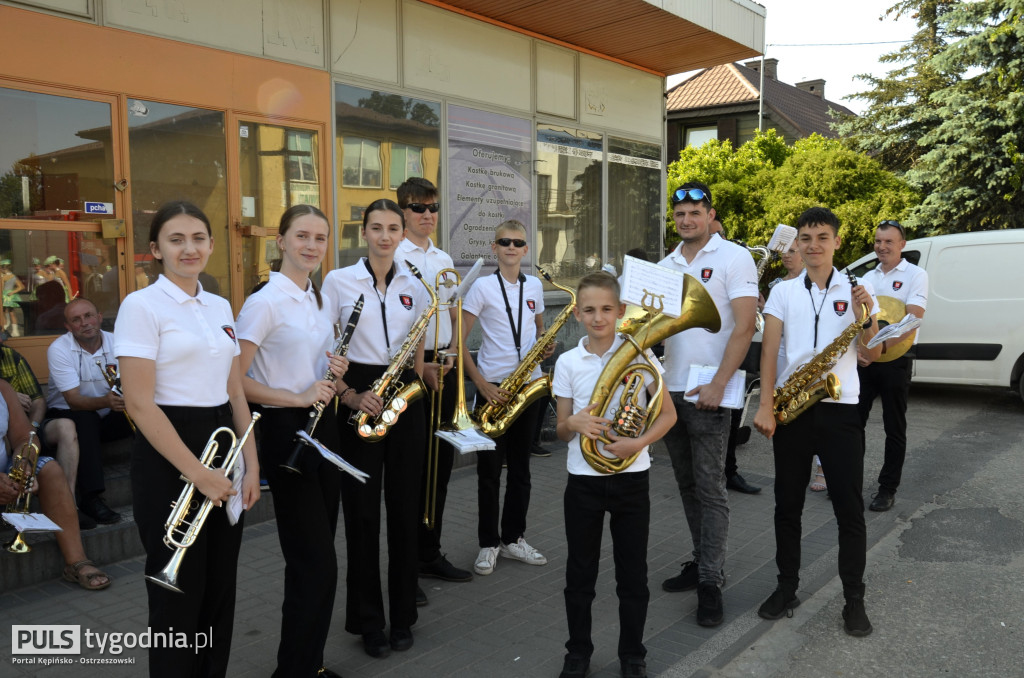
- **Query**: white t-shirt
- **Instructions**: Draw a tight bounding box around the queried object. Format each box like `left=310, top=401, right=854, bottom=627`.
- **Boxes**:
left=657, top=235, right=759, bottom=391
left=397, top=237, right=455, bottom=350
left=235, top=272, right=336, bottom=403
left=861, top=258, right=928, bottom=345
left=552, top=334, right=663, bottom=476
left=763, top=268, right=879, bottom=405
left=462, top=271, right=545, bottom=383
left=322, top=259, right=433, bottom=366
left=45, top=330, right=118, bottom=416
left=114, top=274, right=240, bottom=407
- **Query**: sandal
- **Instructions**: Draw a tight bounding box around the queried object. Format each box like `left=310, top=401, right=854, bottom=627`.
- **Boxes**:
left=810, top=467, right=827, bottom=492
left=62, top=559, right=112, bottom=591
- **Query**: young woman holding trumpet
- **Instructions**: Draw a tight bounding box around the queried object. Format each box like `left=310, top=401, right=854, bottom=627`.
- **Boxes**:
left=115, top=201, right=260, bottom=677
left=235, top=204, right=349, bottom=678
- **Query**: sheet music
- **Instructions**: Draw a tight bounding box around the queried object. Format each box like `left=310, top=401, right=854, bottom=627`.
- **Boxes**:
left=867, top=314, right=922, bottom=348
left=297, top=431, right=370, bottom=482
left=226, top=454, right=245, bottom=526
left=435, top=428, right=497, bottom=454
left=620, top=256, right=684, bottom=318
left=767, top=224, right=798, bottom=252
left=3, top=512, right=61, bottom=533
left=683, top=365, right=746, bottom=409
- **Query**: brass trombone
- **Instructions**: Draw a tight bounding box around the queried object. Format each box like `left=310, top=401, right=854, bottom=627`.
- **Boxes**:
left=147, top=413, right=260, bottom=593
left=4, top=431, right=41, bottom=554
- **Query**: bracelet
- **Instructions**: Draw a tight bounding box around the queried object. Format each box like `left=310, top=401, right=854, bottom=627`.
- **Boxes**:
left=338, top=387, right=355, bottom=404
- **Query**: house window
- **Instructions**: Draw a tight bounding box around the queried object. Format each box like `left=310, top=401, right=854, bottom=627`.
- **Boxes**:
left=389, top=143, right=423, bottom=189
left=286, top=130, right=317, bottom=183
left=685, top=125, right=717, bottom=148
left=342, top=137, right=382, bottom=188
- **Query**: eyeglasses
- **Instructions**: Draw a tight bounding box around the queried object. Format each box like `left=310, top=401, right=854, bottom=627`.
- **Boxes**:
left=671, top=188, right=709, bottom=205
left=405, top=202, right=440, bottom=214
left=878, top=219, right=904, bottom=235
left=495, top=238, right=527, bottom=248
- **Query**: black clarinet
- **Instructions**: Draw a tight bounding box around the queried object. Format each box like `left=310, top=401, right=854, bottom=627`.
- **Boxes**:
left=281, top=294, right=364, bottom=474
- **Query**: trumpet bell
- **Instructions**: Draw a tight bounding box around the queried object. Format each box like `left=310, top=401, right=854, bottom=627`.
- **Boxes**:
left=4, top=533, right=30, bottom=554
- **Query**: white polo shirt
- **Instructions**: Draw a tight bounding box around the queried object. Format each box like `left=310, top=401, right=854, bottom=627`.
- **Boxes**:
left=46, top=330, right=118, bottom=416
left=763, top=268, right=879, bottom=405
left=861, top=258, right=928, bottom=345
left=235, top=272, right=336, bottom=403
left=552, top=334, right=662, bottom=476
left=463, top=271, right=545, bottom=383
left=397, top=237, right=455, bottom=350
left=657, top=235, right=759, bottom=391
left=114, top=274, right=240, bottom=407
left=322, top=259, right=432, bottom=366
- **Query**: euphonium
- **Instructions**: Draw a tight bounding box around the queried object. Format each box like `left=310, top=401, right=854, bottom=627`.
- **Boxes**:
left=147, top=413, right=260, bottom=593
left=4, top=431, right=40, bottom=554
left=773, top=272, right=871, bottom=424
left=95, top=359, right=136, bottom=433
left=351, top=261, right=438, bottom=441
left=473, top=265, right=575, bottom=439
left=581, top=274, right=722, bottom=473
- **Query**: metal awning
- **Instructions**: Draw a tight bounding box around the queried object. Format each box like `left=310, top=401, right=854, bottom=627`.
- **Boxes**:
left=421, top=0, right=765, bottom=75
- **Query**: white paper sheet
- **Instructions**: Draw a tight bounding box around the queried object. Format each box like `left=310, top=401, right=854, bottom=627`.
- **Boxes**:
left=435, top=427, right=497, bottom=454
left=683, top=365, right=746, bottom=409
left=297, top=431, right=370, bottom=482
left=620, top=256, right=685, bottom=318
left=2, top=512, right=61, bottom=533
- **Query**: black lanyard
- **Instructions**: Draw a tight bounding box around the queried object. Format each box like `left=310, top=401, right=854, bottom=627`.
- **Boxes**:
left=363, top=258, right=396, bottom=354
left=804, top=269, right=834, bottom=350
left=496, top=269, right=526, bottom=360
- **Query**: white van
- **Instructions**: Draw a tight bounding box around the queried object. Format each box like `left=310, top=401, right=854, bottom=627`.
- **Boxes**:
left=846, top=229, right=1024, bottom=401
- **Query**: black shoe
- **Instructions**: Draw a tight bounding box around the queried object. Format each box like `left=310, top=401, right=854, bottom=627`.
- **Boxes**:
left=869, top=490, right=895, bottom=512
left=757, top=588, right=800, bottom=620
left=317, top=668, right=343, bottom=677
left=79, top=496, right=120, bottom=525
left=696, top=582, right=724, bottom=627
left=362, top=630, right=390, bottom=658
left=736, top=425, right=751, bottom=445
left=726, top=473, right=761, bottom=494
left=620, top=657, right=647, bottom=678
left=416, top=585, right=428, bottom=606
left=389, top=627, right=414, bottom=651
left=662, top=560, right=699, bottom=592
left=419, top=553, right=473, bottom=582
left=842, top=598, right=873, bottom=636
left=77, top=509, right=97, bottom=531
left=530, top=443, right=551, bottom=458
left=559, top=654, right=590, bottom=678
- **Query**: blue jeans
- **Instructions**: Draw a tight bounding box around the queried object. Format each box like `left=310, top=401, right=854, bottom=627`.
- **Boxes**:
left=663, top=394, right=730, bottom=586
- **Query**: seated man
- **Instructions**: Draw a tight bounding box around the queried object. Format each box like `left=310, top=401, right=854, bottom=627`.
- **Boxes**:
left=0, top=334, right=89, bottom=527
left=0, top=379, right=111, bottom=590
left=46, top=298, right=130, bottom=525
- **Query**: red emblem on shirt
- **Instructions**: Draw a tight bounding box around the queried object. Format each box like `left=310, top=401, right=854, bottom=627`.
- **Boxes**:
left=527, top=299, right=536, bottom=311
left=892, top=280, right=903, bottom=291
left=833, top=301, right=848, bottom=316
left=701, top=267, right=713, bottom=282
left=222, top=325, right=236, bottom=341
left=399, top=294, right=413, bottom=310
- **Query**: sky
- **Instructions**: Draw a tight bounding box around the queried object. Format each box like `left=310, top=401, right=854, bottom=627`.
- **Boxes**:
left=667, top=0, right=920, bottom=115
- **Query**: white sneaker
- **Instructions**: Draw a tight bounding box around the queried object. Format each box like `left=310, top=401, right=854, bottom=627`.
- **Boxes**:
left=474, top=546, right=500, bottom=575
left=499, top=537, right=548, bottom=566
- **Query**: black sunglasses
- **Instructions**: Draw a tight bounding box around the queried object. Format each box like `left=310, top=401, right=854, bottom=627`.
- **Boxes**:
left=671, top=187, right=709, bottom=205
left=406, top=202, right=440, bottom=214
left=495, top=237, right=527, bottom=248
left=878, top=219, right=904, bottom=235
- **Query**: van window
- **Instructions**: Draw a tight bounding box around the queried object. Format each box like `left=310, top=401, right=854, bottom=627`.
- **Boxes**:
left=848, top=249, right=922, bottom=278
left=934, top=243, right=1024, bottom=302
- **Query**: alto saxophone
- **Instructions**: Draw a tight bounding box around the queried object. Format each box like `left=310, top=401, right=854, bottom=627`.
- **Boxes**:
left=773, top=272, right=872, bottom=424
left=351, top=261, right=438, bottom=441
left=473, top=265, right=575, bottom=438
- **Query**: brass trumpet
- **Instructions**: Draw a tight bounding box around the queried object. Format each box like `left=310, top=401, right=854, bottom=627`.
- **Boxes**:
left=147, top=413, right=260, bottom=593
left=4, top=431, right=40, bottom=554
left=95, top=359, right=136, bottom=433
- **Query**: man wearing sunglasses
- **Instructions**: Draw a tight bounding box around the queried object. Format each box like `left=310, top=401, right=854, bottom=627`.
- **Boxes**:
left=856, top=220, right=928, bottom=512
left=657, top=181, right=758, bottom=627
left=396, top=177, right=475, bottom=604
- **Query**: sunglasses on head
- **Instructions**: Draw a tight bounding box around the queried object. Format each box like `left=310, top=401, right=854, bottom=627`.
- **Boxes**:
left=495, top=237, right=527, bottom=248
left=406, top=202, right=440, bottom=214
left=671, top=188, right=709, bottom=205
left=878, top=219, right=904, bottom=235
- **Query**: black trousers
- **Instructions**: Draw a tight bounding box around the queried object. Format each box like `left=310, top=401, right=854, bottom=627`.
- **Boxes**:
left=417, top=350, right=456, bottom=563
left=857, top=357, right=913, bottom=494
left=131, top=404, right=244, bottom=678
left=563, top=471, right=650, bottom=662
left=477, top=394, right=541, bottom=548
left=46, top=407, right=132, bottom=496
left=771, top=403, right=866, bottom=599
left=338, top=362, right=425, bottom=634
left=258, top=406, right=342, bottom=678
left=724, top=407, right=743, bottom=478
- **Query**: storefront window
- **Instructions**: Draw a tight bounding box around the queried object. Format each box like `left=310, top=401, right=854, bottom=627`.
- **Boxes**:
left=335, top=83, right=441, bottom=268
left=608, top=137, right=663, bottom=273
left=536, top=125, right=603, bottom=288
left=0, top=87, right=116, bottom=222
left=127, top=100, right=229, bottom=299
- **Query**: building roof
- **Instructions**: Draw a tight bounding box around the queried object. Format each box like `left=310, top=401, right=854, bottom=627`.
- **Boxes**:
left=666, top=62, right=855, bottom=137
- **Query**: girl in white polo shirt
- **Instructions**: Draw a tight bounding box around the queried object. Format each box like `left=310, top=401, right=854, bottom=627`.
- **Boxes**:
left=115, top=201, right=260, bottom=678
left=235, top=204, right=348, bottom=678
left=323, top=198, right=431, bottom=659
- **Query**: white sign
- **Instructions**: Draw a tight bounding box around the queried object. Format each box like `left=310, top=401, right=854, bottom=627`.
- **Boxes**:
left=11, top=625, right=81, bottom=655
left=83, top=202, right=113, bottom=215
